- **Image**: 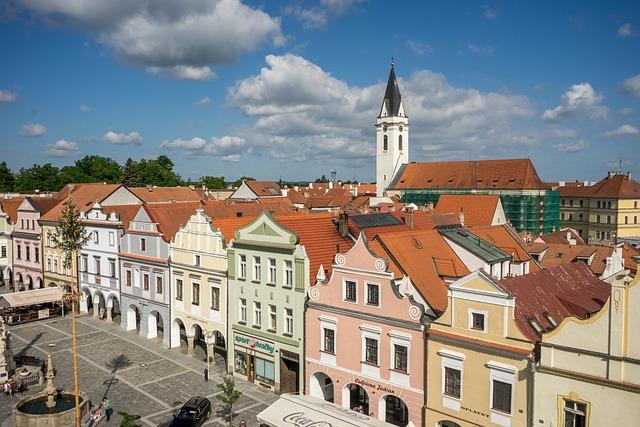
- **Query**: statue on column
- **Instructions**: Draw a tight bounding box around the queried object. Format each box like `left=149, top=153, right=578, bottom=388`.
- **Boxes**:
left=0, top=317, right=16, bottom=381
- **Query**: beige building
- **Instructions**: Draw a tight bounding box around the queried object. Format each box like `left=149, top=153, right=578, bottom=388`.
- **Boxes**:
left=534, top=271, right=640, bottom=426
left=559, top=172, right=640, bottom=245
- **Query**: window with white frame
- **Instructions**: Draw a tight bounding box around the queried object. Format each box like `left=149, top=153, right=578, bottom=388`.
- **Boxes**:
left=239, top=255, right=246, bottom=279
left=156, top=276, right=163, bottom=294
left=389, top=331, right=410, bottom=373
left=268, top=304, right=277, bottom=330
left=140, top=238, right=146, bottom=252
left=563, top=399, right=588, bottom=427
left=211, top=286, right=220, bottom=311
left=324, top=328, right=335, bottom=354
left=126, top=270, right=132, bottom=287
left=365, top=338, right=378, bottom=365
left=143, top=273, right=149, bottom=291
left=192, top=282, right=200, bottom=305
left=268, top=258, right=276, bottom=284
left=439, top=349, right=464, bottom=400
left=47, top=259, right=51, bottom=272
left=253, top=302, right=262, bottom=327
left=109, top=259, right=116, bottom=278
left=81, top=255, right=88, bottom=272
left=488, top=361, right=516, bottom=415
left=284, top=260, right=293, bottom=287
left=253, top=256, right=261, bottom=281
left=366, top=283, right=379, bottom=306
left=175, top=278, right=183, bottom=300
left=94, top=231, right=99, bottom=244
left=285, top=308, right=293, bottom=335
left=94, top=257, right=100, bottom=275
left=239, top=298, right=247, bottom=323
left=109, top=231, right=115, bottom=246
left=194, top=254, right=200, bottom=267
left=344, top=280, right=357, bottom=302
left=469, top=309, right=487, bottom=332
left=0, top=245, right=5, bottom=258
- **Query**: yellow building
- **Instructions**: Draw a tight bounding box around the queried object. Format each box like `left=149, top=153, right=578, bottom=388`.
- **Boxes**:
left=534, top=271, right=639, bottom=426
left=559, top=172, right=640, bottom=245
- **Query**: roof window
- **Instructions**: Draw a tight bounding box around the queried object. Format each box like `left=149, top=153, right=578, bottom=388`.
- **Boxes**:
left=529, top=318, right=543, bottom=333
left=413, top=238, right=423, bottom=249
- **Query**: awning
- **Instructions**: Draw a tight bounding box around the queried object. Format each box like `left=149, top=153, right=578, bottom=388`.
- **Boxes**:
left=257, top=394, right=394, bottom=427
left=0, top=287, right=63, bottom=308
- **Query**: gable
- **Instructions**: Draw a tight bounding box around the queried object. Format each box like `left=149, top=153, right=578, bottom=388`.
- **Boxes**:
left=234, top=212, right=298, bottom=247
left=337, top=233, right=389, bottom=273
left=230, top=182, right=257, bottom=199
left=449, top=270, right=511, bottom=299
left=101, top=186, right=143, bottom=206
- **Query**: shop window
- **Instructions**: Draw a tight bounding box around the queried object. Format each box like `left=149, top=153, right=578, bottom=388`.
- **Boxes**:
left=234, top=350, right=247, bottom=376
left=255, top=358, right=275, bottom=385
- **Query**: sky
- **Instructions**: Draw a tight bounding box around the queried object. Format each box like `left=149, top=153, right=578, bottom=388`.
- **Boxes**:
left=1, top=0, right=639, bottom=183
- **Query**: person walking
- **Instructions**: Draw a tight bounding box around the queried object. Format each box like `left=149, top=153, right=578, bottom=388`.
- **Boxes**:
left=102, top=397, right=112, bottom=422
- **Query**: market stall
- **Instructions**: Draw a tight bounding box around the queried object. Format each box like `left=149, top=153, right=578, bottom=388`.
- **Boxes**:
left=0, top=288, right=63, bottom=325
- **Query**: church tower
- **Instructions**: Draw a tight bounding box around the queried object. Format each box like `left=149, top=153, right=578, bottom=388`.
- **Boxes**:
left=376, top=63, right=409, bottom=197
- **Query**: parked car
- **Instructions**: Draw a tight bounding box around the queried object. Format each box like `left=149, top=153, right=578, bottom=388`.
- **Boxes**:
left=169, top=396, right=211, bottom=427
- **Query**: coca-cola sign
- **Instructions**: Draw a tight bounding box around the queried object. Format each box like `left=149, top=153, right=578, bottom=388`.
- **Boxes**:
left=282, top=412, right=333, bottom=427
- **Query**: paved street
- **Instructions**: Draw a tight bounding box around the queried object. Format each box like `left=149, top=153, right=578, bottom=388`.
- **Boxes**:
left=1, top=314, right=278, bottom=426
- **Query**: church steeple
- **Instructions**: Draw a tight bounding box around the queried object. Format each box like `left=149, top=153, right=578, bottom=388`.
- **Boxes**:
left=379, top=62, right=405, bottom=118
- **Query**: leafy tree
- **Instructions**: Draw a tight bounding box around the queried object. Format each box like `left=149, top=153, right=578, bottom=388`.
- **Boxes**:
left=315, top=174, right=328, bottom=183
left=203, top=176, right=226, bottom=189
left=117, top=411, right=141, bottom=427
left=137, top=156, right=183, bottom=187
left=233, top=176, right=255, bottom=188
left=216, top=375, right=242, bottom=426
left=0, top=162, right=15, bottom=192
left=74, top=155, right=122, bottom=183
left=58, top=166, right=89, bottom=187
left=120, top=158, right=142, bottom=187
left=14, top=163, right=60, bottom=192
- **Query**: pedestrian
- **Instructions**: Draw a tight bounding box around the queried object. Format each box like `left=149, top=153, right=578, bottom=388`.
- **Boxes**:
left=102, top=397, right=112, bottom=421
left=204, top=367, right=209, bottom=381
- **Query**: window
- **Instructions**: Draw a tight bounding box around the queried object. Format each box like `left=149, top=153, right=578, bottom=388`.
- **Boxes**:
left=255, top=358, right=275, bottom=385
left=94, top=257, right=100, bottom=275
left=194, top=254, right=200, bottom=267
left=81, top=255, right=88, bottom=272
left=625, top=216, right=629, bottom=224
left=192, top=282, right=200, bottom=305
left=211, top=287, right=220, bottom=310
left=323, top=328, right=335, bottom=353
left=596, top=215, right=601, bottom=223
left=597, top=201, right=601, bottom=209
left=635, top=216, right=638, bottom=224
left=94, top=231, right=99, bottom=244
left=25, top=246, right=30, bottom=261
left=365, top=338, right=378, bottom=365
left=606, top=232, right=611, bottom=240
left=398, top=134, right=403, bottom=150
left=126, top=270, right=132, bottom=287
left=34, top=247, right=39, bottom=263
left=239, top=299, right=247, bottom=323
left=471, top=312, right=485, bottom=331
left=561, top=199, right=565, bottom=206
left=444, top=367, right=461, bottom=398
left=53, top=260, right=57, bottom=273
left=607, top=201, right=612, bottom=209
left=253, top=256, right=261, bottom=281
left=109, top=260, right=116, bottom=278
left=109, top=231, right=115, bottom=246
left=285, top=308, right=293, bottom=335
left=140, top=238, right=146, bottom=252
left=607, top=215, right=611, bottom=224
left=383, top=135, right=388, bottom=150
left=561, top=212, right=565, bottom=220
left=563, top=400, right=587, bottom=427
left=143, top=274, right=149, bottom=291
left=176, top=278, right=183, bottom=300
left=268, top=305, right=277, bottom=330
left=580, top=200, right=584, bottom=207
left=492, top=380, right=512, bottom=413
left=284, top=260, right=293, bottom=287
left=16, top=245, right=21, bottom=260
left=366, top=283, right=379, bottom=306
left=569, top=213, right=573, bottom=221
left=253, top=302, right=262, bottom=326
left=635, top=201, right=638, bottom=209
left=268, top=258, right=276, bottom=284
left=579, top=213, right=583, bottom=220
left=344, top=280, right=357, bottom=302
left=239, top=255, right=246, bottom=279
left=1, top=246, right=5, bottom=258
left=21, top=219, right=24, bottom=229
left=46, top=259, right=51, bottom=272
left=156, top=276, right=163, bottom=294
left=569, top=199, right=573, bottom=207
left=394, top=344, right=408, bottom=372
left=596, top=231, right=600, bottom=239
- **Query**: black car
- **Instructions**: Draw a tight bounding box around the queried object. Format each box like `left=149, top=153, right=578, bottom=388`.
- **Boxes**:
left=169, top=396, right=212, bottom=427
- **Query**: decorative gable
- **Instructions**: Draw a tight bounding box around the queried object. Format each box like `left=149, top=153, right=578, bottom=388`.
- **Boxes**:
left=234, top=211, right=298, bottom=247
left=449, top=270, right=512, bottom=301
left=333, top=233, right=387, bottom=273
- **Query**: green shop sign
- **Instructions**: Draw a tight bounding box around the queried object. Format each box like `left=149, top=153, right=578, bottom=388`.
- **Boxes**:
left=235, top=334, right=275, bottom=354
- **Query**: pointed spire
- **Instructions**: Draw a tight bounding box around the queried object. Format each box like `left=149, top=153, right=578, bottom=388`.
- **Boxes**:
left=380, top=62, right=403, bottom=117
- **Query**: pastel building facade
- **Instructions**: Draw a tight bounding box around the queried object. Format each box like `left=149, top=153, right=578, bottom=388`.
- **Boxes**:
left=0, top=198, right=20, bottom=287
left=306, top=234, right=427, bottom=426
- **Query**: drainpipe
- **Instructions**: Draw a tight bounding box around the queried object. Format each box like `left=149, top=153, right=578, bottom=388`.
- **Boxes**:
left=528, top=349, right=536, bottom=427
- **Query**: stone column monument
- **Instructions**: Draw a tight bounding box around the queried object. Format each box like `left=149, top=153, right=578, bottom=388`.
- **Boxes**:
left=0, top=317, right=16, bottom=381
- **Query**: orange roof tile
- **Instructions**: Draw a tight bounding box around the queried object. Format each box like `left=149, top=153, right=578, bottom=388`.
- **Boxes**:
left=433, top=194, right=500, bottom=227
left=374, top=229, right=469, bottom=313
left=244, top=181, right=282, bottom=197
left=391, top=159, right=547, bottom=190
left=468, top=224, right=533, bottom=263
left=203, top=199, right=296, bottom=218
left=129, top=186, right=203, bottom=203
left=535, top=228, right=586, bottom=245
left=0, top=197, right=25, bottom=224
left=559, top=173, right=640, bottom=199
left=621, top=242, right=639, bottom=276
left=525, top=242, right=615, bottom=276
left=212, top=216, right=257, bottom=244
left=143, top=203, right=203, bottom=242
left=40, top=183, right=121, bottom=222
left=102, top=204, right=143, bottom=230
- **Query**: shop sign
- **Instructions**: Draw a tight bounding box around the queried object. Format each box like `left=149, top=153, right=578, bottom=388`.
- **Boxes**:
left=38, top=309, right=49, bottom=319
left=283, top=412, right=333, bottom=427
left=235, top=334, right=275, bottom=354
left=461, top=406, right=490, bottom=418
left=355, top=377, right=395, bottom=394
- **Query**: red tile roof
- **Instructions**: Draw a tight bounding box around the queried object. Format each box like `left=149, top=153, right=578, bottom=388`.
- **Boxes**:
left=374, top=229, right=469, bottom=313
left=500, top=263, right=610, bottom=342
left=525, top=242, right=615, bottom=276
left=143, top=203, right=203, bottom=242
left=0, top=197, right=25, bottom=224
left=433, top=194, right=500, bottom=227
left=204, top=199, right=296, bottom=218
left=244, top=181, right=282, bottom=197
left=102, top=204, right=143, bottom=231
left=621, top=242, right=639, bottom=277
left=40, top=183, right=121, bottom=221
left=535, top=228, right=586, bottom=245
left=559, top=173, right=640, bottom=199
left=129, top=186, right=203, bottom=203
left=391, top=159, right=547, bottom=190
left=469, top=224, right=536, bottom=265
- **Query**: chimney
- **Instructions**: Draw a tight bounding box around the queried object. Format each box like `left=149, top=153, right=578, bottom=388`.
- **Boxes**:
left=329, top=181, right=334, bottom=189
left=406, top=206, right=414, bottom=229
left=338, top=212, right=349, bottom=237
left=427, top=202, right=434, bottom=211
left=459, top=207, right=465, bottom=227
left=627, top=171, right=632, bottom=180
left=608, top=171, right=615, bottom=179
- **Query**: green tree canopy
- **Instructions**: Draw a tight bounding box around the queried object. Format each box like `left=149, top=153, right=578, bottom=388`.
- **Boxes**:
left=119, top=158, right=142, bottom=187
left=233, top=176, right=255, bottom=188
left=203, top=176, right=226, bottom=189
left=14, top=163, right=61, bottom=192
left=137, top=155, right=183, bottom=187
left=0, top=162, right=15, bottom=192
left=74, top=155, right=122, bottom=183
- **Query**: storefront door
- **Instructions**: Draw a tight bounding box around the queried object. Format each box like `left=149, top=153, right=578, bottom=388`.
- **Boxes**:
left=279, top=358, right=299, bottom=393
left=245, top=352, right=255, bottom=381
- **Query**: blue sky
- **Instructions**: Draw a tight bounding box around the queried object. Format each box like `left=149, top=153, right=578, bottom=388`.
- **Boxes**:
left=1, top=0, right=639, bottom=183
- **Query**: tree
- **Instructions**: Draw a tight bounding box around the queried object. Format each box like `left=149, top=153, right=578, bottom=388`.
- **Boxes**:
left=233, top=176, right=255, bottom=188
left=203, top=176, right=226, bottom=189
left=52, top=198, right=90, bottom=427
left=0, top=162, right=15, bottom=192
left=216, top=375, right=242, bottom=426
left=117, top=411, right=141, bottom=427
left=315, top=174, right=328, bottom=183
left=137, top=156, right=183, bottom=187
left=14, top=163, right=61, bottom=192
left=58, top=166, right=89, bottom=188
left=120, top=158, right=142, bottom=187
left=74, top=155, right=122, bottom=183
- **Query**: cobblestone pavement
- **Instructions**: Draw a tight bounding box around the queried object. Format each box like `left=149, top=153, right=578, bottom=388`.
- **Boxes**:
left=1, top=314, right=278, bottom=426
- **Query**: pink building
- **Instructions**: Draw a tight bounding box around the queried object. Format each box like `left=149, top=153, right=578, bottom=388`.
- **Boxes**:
left=12, top=197, right=58, bottom=290
left=305, top=234, right=428, bottom=426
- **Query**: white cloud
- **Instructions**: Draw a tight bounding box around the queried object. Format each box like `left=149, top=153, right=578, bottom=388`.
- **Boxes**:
left=542, top=83, right=608, bottom=121
left=551, top=128, right=577, bottom=138
left=46, top=139, right=80, bottom=157
left=405, top=39, right=433, bottom=56
left=320, top=0, right=361, bottom=14
left=194, top=97, right=211, bottom=105
left=467, top=44, right=493, bottom=55
left=482, top=5, right=497, bottom=20
left=160, top=135, right=245, bottom=158
left=223, top=154, right=241, bottom=162
left=0, top=90, right=18, bottom=103
left=620, top=107, right=634, bottom=116
left=622, top=74, right=640, bottom=98
left=617, top=23, right=633, bottom=37
left=604, top=124, right=640, bottom=138
left=553, top=139, right=588, bottom=153
left=80, top=104, right=91, bottom=112
left=284, top=5, right=327, bottom=29
left=19, top=0, right=283, bottom=80
left=226, top=54, right=535, bottom=165
left=20, top=122, right=47, bottom=137
left=103, top=130, right=143, bottom=145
